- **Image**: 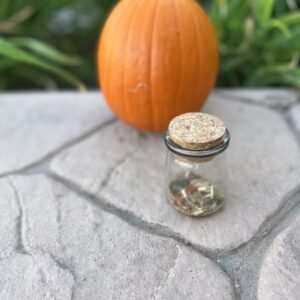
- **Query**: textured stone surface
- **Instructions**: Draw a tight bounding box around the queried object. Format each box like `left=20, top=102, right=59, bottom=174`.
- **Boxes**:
left=51, top=121, right=142, bottom=193
left=0, top=92, right=113, bottom=175
left=289, top=103, right=300, bottom=133
left=3, top=90, right=300, bottom=299
left=218, top=88, right=299, bottom=108
left=51, top=95, right=300, bottom=252
left=0, top=175, right=234, bottom=300
left=154, top=247, right=234, bottom=300
left=0, top=253, right=74, bottom=300
left=0, top=179, right=19, bottom=257
left=258, top=216, right=300, bottom=300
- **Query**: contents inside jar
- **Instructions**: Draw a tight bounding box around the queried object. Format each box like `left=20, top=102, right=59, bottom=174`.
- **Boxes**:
left=167, top=171, right=223, bottom=216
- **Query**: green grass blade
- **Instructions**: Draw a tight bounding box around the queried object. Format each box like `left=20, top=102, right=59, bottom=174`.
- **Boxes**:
left=251, top=0, right=275, bottom=26
left=9, top=37, right=82, bottom=65
left=262, top=0, right=275, bottom=25
left=267, top=19, right=291, bottom=37
left=10, top=64, right=58, bottom=89
left=0, top=38, right=86, bottom=90
left=266, top=27, right=300, bottom=50
left=282, top=70, right=300, bottom=87
left=279, top=12, right=300, bottom=24
left=246, top=62, right=300, bottom=86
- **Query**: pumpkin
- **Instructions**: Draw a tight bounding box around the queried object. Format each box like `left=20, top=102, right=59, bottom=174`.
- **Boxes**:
left=98, top=0, right=218, bottom=131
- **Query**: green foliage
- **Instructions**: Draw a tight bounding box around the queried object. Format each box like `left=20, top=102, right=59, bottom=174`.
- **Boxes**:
left=211, top=0, right=300, bottom=87
left=0, top=0, right=299, bottom=89
left=0, top=0, right=111, bottom=89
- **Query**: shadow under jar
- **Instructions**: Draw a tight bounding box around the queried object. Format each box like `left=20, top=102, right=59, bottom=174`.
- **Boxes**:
left=164, top=112, right=230, bottom=217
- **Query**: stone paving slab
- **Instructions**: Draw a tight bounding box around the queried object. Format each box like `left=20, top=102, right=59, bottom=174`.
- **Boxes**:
left=0, top=253, right=74, bottom=300
left=289, top=103, right=300, bottom=134
left=0, top=92, right=113, bottom=175
left=258, top=216, right=300, bottom=300
left=217, top=88, right=299, bottom=108
left=0, top=179, right=19, bottom=257
left=0, top=175, right=235, bottom=300
left=2, top=90, right=300, bottom=299
left=51, top=94, right=300, bottom=253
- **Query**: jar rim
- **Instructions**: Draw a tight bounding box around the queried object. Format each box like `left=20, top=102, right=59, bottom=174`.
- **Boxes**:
left=164, top=129, right=230, bottom=158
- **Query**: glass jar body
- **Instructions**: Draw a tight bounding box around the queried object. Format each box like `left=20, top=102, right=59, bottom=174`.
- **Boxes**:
left=164, top=151, right=227, bottom=216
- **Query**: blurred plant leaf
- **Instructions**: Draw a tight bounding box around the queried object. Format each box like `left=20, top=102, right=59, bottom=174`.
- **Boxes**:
left=10, top=37, right=82, bottom=65
left=267, top=19, right=291, bottom=37
left=0, top=6, right=34, bottom=33
left=246, top=62, right=300, bottom=86
left=0, top=39, right=85, bottom=90
left=266, top=27, right=300, bottom=50
left=0, top=0, right=11, bottom=18
left=279, top=11, right=300, bottom=24
left=206, top=0, right=300, bottom=87
left=11, top=64, right=58, bottom=89
left=250, top=0, right=275, bottom=26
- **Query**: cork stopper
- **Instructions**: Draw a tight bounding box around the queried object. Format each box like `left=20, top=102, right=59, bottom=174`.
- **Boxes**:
left=168, top=112, right=226, bottom=150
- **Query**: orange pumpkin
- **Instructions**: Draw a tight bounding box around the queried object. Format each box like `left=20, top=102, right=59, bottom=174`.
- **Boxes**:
left=98, top=0, right=218, bottom=131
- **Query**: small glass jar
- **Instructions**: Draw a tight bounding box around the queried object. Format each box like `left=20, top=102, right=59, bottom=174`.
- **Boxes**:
left=164, top=113, right=230, bottom=217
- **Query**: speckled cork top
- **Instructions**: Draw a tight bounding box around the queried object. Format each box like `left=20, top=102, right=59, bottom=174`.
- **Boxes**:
left=168, top=112, right=226, bottom=150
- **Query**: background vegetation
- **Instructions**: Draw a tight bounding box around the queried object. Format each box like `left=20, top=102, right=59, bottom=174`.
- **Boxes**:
left=0, top=0, right=299, bottom=90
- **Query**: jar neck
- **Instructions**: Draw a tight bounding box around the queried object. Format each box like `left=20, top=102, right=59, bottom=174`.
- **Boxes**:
left=169, top=151, right=217, bottom=164
left=164, top=129, right=230, bottom=159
